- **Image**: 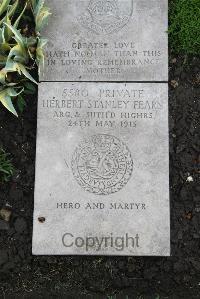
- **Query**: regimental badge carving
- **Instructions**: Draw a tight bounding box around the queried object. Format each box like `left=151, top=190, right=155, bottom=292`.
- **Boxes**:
left=77, top=0, right=133, bottom=35
left=71, top=134, right=133, bottom=195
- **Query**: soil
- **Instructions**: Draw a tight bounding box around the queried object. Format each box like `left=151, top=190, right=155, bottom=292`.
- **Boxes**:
left=0, top=54, right=200, bottom=299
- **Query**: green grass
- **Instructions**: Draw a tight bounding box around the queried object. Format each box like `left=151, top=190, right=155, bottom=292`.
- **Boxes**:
left=0, top=148, right=14, bottom=183
left=169, top=0, right=200, bottom=54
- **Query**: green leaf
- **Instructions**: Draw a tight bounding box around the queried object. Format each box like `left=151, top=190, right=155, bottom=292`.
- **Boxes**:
left=14, top=2, right=27, bottom=29
left=23, top=89, right=34, bottom=95
left=4, top=23, right=30, bottom=63
left=8, top=43, right=28, bottom=64
left=0, top=92, right=18, bottom=116
left=0, top=0, right=19, bottom=27
left=0, top=0, right=11, bottom=17
left=7, top=86, right=24, bottom=97
left=0, top=148, right=14, bottom=182
left=34, top=0, right=51, bottom=32
left=36, top=37, right=47, bottom=72
left=4, top=22, right=25, bottom=49
left=25, top=36, right=37, bottom=47
left=24, top=81, right=37, bottom=92
left=0, top=86, right=24, bottom=116
left=30, top=0, right=37, bottom=10
left=0, top=69, right=6, bottom=84
left=5, top=60, right=38, bottom=85
left=0, top=55, right=7, bottom=67
left=17, top=94, right=26, bottom=113
left=0, top=27, right=10, bottom=53
left=0, top=27, right=3, bottom=43
left=18, top=63, right=38, bottom=84
left=4, top=13, right=12, bottom=42
left=36, top=7, right=51, bottom=32
left=34, top=0, right=45, bottom=16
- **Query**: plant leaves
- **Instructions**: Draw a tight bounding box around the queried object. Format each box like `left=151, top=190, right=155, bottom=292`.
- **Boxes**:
left=24, top=81, right=37, bottom=92
left=0, top=27, right=10, bottom=53
left=5, top=60, right=38, bottom=84
left=7, top=86, right=24, bottom=97
left=0, top=0, right=48, bottom=117
left=17, top=94, right=26, bottom=113
left=0, top=86, right=24, bottom=116
left=30, top=0, right=37, bottom=10
left=4, top=22, right=30, bottom=63
left=36, top=37, right=47, bottom=72
left=34, top=0, right=45, bottom=16
left=0, top=91, right=18, bottom=116
left=0, top=0, right=11, bottom=17
left=0, top=69, right=6, bottom=84
left=14, top=2, right=27, bottom=29
left=8, top=43, right=28, bottom=63
left=0, top=54, right=7, bottom=67
left=18, top=63, right=37, bottom=84
left=0, top=0, right=19, bottom=27
left=26, top=36, right=37, bottom=47
left=4, top=22, right=25, bottom=49
left=34, top=0, right=51, bottom=32
left=4, top=14, right=13, bottom=42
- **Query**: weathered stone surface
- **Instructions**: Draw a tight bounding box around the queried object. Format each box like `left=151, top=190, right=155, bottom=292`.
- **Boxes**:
left=40, top=0, right=168, bottom=82
left=32, top=82, right=170, bottom=256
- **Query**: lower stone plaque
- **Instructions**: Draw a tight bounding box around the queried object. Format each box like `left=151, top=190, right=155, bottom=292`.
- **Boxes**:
left=32, top=82, right=170, bottom=256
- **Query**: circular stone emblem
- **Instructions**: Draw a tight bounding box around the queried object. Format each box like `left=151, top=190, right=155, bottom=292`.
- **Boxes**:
left=77, top=0, right=133, bottom=35
left=71, top=134, right=133, bottom=195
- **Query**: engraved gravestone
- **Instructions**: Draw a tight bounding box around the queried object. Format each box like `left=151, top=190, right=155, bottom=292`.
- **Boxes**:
left=40, top=0, right=168, bottom=81
left=32, top=82, right=170, bottom=256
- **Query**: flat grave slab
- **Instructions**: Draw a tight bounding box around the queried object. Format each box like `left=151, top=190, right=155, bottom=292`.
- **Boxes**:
left=40, top=0, right=168, bottom=82
left=32, top=82, right=170, bottom=256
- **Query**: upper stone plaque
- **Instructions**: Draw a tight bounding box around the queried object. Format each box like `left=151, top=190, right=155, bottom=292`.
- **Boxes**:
left=40, top=0, right=168, bottom=82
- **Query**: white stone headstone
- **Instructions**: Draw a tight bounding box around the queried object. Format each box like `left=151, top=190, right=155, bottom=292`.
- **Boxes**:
left=32, top=82, right=170, bottom=256
left=40, top=0, right=168, bottom=82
